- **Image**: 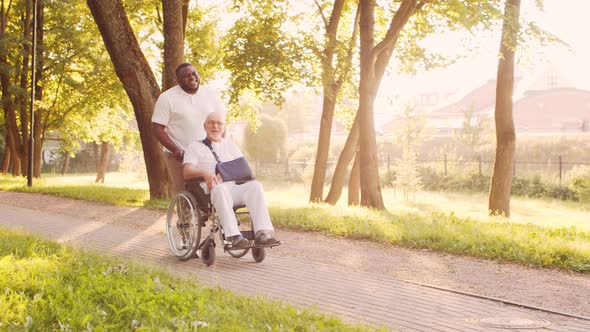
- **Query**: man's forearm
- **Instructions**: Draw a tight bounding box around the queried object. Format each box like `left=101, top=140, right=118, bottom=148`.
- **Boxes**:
left=153, top=123, right=182, bottom=153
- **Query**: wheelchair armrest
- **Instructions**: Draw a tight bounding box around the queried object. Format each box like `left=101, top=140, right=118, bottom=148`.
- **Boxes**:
left=185, top=176, right=205, bottom=184
left=235, top=178, right=256, bottom=185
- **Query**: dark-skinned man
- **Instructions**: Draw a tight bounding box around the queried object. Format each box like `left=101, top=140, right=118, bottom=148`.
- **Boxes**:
left=152, top=63, right=225, bottom=192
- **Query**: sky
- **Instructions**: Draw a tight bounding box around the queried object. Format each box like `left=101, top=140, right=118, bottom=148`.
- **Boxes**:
left=375, top=0, right=590, bottom=122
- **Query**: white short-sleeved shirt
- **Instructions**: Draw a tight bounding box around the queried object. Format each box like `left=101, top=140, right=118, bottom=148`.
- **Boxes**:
left=152, top=85, right=225, bottom=151
left=183, top=139, right=244, bottom=177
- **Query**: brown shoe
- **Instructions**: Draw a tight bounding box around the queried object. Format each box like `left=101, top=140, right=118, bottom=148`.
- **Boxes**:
left=229, top=235, right=249, bottom=248
left=255, top=233, right=279, bottom=245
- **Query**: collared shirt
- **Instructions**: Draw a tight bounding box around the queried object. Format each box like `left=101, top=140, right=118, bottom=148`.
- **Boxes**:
left=152, top=85, right=225, bottom=151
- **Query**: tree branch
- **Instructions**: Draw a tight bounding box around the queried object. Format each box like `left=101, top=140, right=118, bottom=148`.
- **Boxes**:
left=372, top=0, right=418, bottom=59
left=335, top=1, right=360, bottom=87
left=314, top=0, right=329, bottom=31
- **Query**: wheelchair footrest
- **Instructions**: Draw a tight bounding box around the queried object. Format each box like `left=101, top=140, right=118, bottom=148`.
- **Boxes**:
left=224, top=241, right=281, bottom=251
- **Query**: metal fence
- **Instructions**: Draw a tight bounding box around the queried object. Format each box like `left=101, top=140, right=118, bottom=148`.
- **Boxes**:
left=254, top=156, right=590, bottom=186
left=408, top=156, right=590, bottom=185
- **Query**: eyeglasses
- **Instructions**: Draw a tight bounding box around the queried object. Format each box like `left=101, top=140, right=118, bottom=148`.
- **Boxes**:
left=206, top=120, right=225, bottom=126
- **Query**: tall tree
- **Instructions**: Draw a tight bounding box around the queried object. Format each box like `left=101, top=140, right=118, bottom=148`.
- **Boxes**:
left=327, top=0, right=504, bottom=207
left=32, top=0, right=43, bottom=177
left=309, top=0, right=359, bottom=203
left=87, top=0, right=173, bottom=198
left=488, top=0, right=521, bottom=217
left=357, top=0, right=420, bottom=209
left=0, top=0, right=32, bottom=176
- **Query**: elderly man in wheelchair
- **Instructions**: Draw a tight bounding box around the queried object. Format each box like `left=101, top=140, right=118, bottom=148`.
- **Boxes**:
left=165, top=111, right=279, bottom=265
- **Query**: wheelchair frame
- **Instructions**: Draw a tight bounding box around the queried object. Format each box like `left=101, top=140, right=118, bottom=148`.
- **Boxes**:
left=166, top=178, right=279, bottom=266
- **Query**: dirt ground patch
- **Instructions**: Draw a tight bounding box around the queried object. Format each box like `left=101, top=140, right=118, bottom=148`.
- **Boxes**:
left=1, top=190, right=589, bottom=318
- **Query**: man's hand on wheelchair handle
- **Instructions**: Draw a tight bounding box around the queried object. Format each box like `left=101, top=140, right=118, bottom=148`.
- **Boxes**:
left=172, top=149, right=184, bottom=162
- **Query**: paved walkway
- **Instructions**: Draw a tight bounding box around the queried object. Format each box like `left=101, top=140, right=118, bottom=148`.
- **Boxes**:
left=1, top=202, right=589, bottom=331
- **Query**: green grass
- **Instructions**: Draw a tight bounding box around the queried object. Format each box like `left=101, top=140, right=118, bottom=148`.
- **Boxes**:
left=0, top=174, right=165, bottom=208
left=2, top=173, right=590, bottom=272
left=0, top=228, right=374, bottom=331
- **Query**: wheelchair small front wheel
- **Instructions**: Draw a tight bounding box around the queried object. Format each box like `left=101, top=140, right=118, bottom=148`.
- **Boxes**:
left=201, top=239, right=216, bottom=266
left=227, top=246, right=250, bottom=258
left=252, top=247, right=266, bottom=263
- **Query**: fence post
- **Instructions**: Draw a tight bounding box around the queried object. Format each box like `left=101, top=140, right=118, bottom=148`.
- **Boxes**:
left=285, top=157, right=289, bottom=176
left=559, top=155, right=563, bottom=186
left=513, top=159, right=516, bottom=178
left=444, top=154, right=447, bottom=177
left=478, top=154, right=482, bottom=176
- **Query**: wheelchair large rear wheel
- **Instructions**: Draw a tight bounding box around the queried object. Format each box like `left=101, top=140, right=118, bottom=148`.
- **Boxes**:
left=166, top=191, right=202, bottom=261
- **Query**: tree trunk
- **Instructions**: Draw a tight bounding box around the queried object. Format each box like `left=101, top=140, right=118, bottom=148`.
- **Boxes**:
left=61, top=152, right=70, bottom=175
left=0, top=3, right=26, bottom=176
left=7, top=130, right=21, bottom=176
left=87, top=0, right=175, bottom=199
left=182, top=0, right=189, bottom=35
left=1, top=144, right=9, bottom=174
left=95, top=141, right=110, bottom=183
left=15, top=0, right=33, bottom=176
left=309, top=0, right=345, bottom=203
left=488, top=0, right=520, bottom=217
left=325, top=113, right=359, bottom=204
left=310, top=86, right=338, bottom=202
left=358, top=0, right=384, bottom=209
left=33, top=0, right=44, bottom=178
left=348, top=151, right=360, bottom=205
left=10, top=151, right=20, bottom=175
left=93, top=142, right=99, bottom=171
left=162, top=0, right=184, bottom=91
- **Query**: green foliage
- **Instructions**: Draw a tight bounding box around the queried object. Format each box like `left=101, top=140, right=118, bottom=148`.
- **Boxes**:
left=568, top=166, right=590, bottom=203
left=184, top=4, right=224, bottom=83
left=243, top=114, right=287, bottom=163
left=0, top=228, right=370, bottom=331
left=419, top=168, right=489, bottom=192
left=418, top=169, right=579, bottom=202
left=223, top=0, right=316, bottom=107
left=394, top=1, right=503, bottom=74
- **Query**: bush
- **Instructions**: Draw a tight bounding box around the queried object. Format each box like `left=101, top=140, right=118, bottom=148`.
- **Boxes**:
left=419, top=168, right=578, bottom=201
left=570, top=176, right=590, bottom=203
left=568, top=166, right=590, bottom=203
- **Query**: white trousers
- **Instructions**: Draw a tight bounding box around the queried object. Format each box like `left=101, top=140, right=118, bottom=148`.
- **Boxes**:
left=209, top=181, right=274, bottom=237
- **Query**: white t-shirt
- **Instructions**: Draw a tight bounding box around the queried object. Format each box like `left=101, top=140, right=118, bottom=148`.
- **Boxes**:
left=183, top=139, right=244, bottom=176
left=152, top=85, right=225, bottom=151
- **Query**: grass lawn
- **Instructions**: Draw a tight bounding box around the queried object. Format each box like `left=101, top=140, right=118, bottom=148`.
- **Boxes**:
left=1, top=173, right=589, bottom=272
left=0, top=228, right=373, bottom=331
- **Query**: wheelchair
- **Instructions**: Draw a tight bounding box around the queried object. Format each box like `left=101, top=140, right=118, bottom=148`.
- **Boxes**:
left=166, top=177, right=280, bottom=266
